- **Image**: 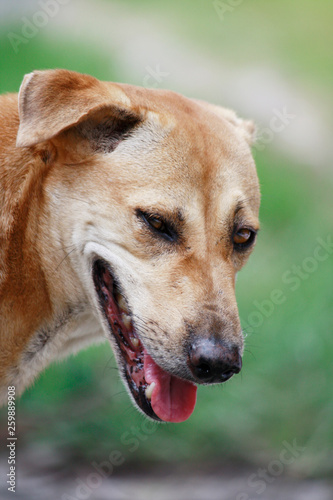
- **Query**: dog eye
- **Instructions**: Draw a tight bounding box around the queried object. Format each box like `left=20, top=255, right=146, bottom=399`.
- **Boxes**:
left=148, top=216, right=165, bottom=232
left=137, top=210, right=177, bottom=242
left=233, top=227, right=256, bottom=250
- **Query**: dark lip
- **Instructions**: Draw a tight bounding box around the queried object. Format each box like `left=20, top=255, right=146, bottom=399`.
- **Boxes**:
left=92, top=259, right=161, bottom=421
left=123, top=368, right=160, bottom=421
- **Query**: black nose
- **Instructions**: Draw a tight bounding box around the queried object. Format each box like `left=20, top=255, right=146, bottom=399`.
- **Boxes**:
left=188, top=338, right=242, bottom=383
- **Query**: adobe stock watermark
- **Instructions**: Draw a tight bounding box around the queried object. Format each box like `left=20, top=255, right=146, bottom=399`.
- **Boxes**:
left=241, top=235, right=333, bottom=335
left=61, top=419, right=158, bottom=500
left=213, top=0, right=244, bottom=21
left=143, top=65, right=169, bottom=88
left=236, top=439, right=306, bottom=499
left=252, top=107, right=296, bottom=155
left=7, top=0, right=71, bottom=54
left=7, top=386, right=17, bottom=494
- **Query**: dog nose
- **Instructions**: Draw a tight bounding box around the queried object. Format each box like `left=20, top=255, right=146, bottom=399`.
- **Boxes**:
left=188, top=338, right=242, bottom=383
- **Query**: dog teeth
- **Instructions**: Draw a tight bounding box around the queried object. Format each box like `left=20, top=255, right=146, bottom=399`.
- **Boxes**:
left=130, top=336, right=139, bottom=348
left=122, top=313, right=132, bottom=329
left=145, top=382, right=156, bottom=400
left=116, top=293, right=129, bottom=313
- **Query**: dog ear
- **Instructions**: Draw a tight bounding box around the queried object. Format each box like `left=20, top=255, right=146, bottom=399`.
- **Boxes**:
left=16, top=69, right=141, bottom=150
left=193, top=99, right=256, bottom=146
left=215, top=107, right=256, bottom=145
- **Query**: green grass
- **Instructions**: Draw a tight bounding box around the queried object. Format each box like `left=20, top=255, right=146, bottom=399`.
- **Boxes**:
left=0, top=25, right=116, bottom=94
left=112, top=0, right=333, bottom=93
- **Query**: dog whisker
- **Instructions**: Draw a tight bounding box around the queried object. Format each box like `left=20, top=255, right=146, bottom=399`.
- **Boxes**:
left=53, top=248, right=76, bottom=273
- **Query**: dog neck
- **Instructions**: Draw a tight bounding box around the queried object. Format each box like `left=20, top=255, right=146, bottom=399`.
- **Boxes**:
left=0, top=106, right=103, bottom=393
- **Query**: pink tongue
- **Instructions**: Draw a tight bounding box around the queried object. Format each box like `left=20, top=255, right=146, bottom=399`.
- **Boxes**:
left=144, top=352, right=197, bottom=423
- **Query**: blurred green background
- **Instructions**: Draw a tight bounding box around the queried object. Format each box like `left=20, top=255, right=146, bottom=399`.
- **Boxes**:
left=0, top=0, right=332, bottom=493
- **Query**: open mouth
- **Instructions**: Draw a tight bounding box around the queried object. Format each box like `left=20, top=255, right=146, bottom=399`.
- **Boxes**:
left=92, top=259, right=197, bottom=423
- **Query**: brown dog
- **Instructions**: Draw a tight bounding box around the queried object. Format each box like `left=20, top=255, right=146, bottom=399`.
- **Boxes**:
left=0, top=70, right=260, bottom=422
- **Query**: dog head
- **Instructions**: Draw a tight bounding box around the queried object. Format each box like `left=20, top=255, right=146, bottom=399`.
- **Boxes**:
left=17, top=70, right=260, bottom=422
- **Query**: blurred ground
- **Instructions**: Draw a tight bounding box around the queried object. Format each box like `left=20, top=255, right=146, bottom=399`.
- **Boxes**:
left=0, top=460, right=333, bottom=500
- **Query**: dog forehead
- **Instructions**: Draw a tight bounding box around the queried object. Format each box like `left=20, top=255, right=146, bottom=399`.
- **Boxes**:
left=102, top=84, right=259, bottom=211
left=111, top=131, right=259, bottom=223
left=127, top=112, right=255, bottom=187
